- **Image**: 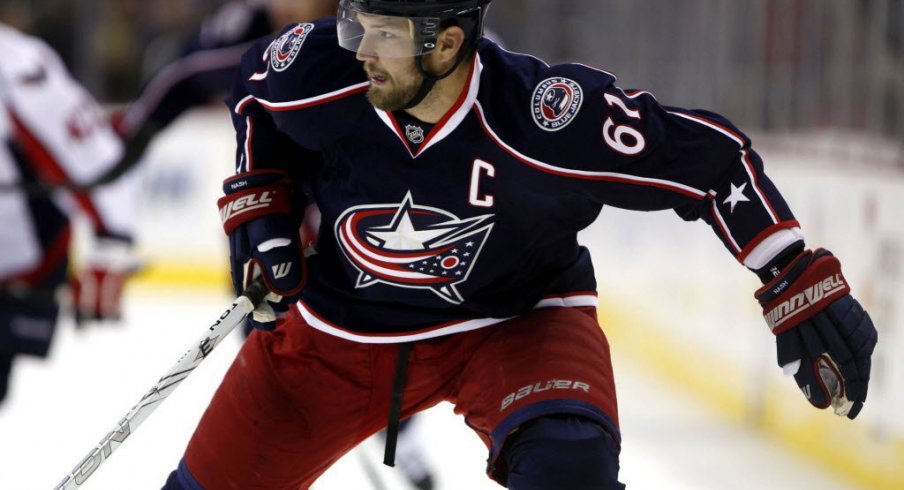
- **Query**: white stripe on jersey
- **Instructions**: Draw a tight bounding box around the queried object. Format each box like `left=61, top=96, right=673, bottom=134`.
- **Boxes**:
left=296, top=292, right=598, bottom=344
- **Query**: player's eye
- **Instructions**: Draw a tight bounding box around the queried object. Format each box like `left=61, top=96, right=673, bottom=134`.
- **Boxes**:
left=378, top=30, right=397, bottom=40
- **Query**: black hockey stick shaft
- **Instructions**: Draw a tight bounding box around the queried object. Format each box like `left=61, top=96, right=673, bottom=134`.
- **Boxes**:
left=53, top=280, right=269, bottom=490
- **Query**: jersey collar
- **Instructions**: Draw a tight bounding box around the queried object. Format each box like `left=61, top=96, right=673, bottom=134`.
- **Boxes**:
left=375, top=53, right=483, bottom=159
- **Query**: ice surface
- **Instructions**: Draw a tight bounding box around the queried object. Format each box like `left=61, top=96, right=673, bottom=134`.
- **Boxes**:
left=0, top=286, right=863, bottom=489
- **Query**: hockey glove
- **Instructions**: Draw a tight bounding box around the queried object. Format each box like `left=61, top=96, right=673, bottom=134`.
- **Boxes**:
left=755, top=249, right=877, bottom=419
left=70, top=236, right=140, bottom=326
left=218, top=170, right=306, bottom=331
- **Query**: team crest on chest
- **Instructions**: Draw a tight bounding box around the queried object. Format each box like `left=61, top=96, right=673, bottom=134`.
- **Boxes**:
left=335, top=192, right=494, bottom=304
left=531, top=77, right=583, bottom=131
left=269, top=23, right=314, bottom=72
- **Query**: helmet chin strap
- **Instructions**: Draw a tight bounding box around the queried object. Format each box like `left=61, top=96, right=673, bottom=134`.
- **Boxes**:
left=401, top=53, right=465, bottom=110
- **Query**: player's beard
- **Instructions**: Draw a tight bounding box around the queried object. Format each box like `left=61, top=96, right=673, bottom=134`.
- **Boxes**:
left=364, top=60, right=424, bottom=112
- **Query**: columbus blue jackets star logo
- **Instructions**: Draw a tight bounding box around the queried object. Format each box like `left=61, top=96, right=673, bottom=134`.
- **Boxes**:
left=335, top=192, right=494, bottom=304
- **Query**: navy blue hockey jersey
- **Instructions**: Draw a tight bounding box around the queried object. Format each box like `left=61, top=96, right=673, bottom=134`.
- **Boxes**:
left=229, top=19, right=803, bottom=342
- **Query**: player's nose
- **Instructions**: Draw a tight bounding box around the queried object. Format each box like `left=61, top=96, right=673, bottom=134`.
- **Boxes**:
left=356, top=35, right=378, bottom=61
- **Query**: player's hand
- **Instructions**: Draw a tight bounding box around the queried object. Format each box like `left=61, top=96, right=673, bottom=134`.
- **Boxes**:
left=70, top=237, right=140, bottom=326
left=218, top=170, right=306, bottom=331
left=755, top=248, right=877, bottom=419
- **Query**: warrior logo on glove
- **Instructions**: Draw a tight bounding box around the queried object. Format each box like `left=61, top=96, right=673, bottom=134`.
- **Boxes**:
left=219, top=189, right=277, bottom=224
left=218, top=170, right=307, bottom=331
left=763, top=264, right=848, bottom=332
left=756, top=248, right=878, bottom=419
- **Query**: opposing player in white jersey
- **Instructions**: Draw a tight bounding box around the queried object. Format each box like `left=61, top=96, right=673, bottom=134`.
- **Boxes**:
left=0, top=22, right=140, bottom=404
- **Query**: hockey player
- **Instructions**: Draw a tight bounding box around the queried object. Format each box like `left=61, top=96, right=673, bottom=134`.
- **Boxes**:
left=0, top=23, right=139, bottom=404
left=164, top=0, right=878, bottom=489
left=120, top=2, right=435, bottom=488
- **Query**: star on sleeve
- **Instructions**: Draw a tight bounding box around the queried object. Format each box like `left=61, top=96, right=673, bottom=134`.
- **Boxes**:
left=723, top=182, right=750, bottom=213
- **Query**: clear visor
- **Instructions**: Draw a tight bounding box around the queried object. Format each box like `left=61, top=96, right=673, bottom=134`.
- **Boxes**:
left=337, top=6, right=441, bottom=58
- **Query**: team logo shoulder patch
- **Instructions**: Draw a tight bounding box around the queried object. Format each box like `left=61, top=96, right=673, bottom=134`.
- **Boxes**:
left=269, top=23, right=314, bottom=72
left=531, top=77, right=584, bottom=131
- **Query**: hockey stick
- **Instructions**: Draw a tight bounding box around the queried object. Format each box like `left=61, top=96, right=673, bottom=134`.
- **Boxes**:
left=355, top=449, right=390, bottom=490
left=52, top=280, right=269, bottom=490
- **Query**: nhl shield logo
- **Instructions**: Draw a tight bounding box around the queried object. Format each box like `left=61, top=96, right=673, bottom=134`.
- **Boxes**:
left=531, top=77, right=584, bottom=131
left=405, top=125, right=425, bottom=144
left=335, top=192, right=494, bottom=304
left=270, top=23, right=314, bottom=72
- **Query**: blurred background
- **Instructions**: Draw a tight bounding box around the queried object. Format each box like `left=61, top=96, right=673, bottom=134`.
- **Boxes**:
left=1, top=0, right=902, bottom=141
left=0, top=1, right=902, bottom=489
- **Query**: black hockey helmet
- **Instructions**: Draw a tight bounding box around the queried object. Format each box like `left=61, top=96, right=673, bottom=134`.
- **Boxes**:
left=337, top=0, right=492, bottom=58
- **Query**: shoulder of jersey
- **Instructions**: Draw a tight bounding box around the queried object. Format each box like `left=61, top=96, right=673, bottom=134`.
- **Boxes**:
left=0, top=24, right=36, bottom=60
left=477, top=42, right=616, bottom=138
left=239, top=18, right=365, bottom=104
left=0, top=25, right=61, bottom=80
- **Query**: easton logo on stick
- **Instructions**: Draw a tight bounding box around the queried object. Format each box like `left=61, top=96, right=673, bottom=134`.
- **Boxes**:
left=55, top=418, right=132, bottom=488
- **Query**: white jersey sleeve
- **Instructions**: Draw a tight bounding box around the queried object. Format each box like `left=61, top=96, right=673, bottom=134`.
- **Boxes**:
left=0, top=23, right=136, bottom=239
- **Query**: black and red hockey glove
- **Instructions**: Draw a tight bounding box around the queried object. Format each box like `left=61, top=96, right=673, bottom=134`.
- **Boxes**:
left=218, top=170, right=306, bottom=331
left=755, top=248, right=877, bottom=419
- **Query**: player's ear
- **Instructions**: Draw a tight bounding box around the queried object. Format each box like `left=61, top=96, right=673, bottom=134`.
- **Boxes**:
left=433, top=25, right=465, bottom=65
